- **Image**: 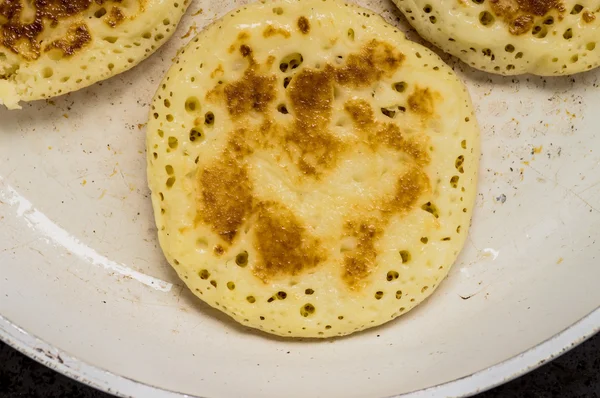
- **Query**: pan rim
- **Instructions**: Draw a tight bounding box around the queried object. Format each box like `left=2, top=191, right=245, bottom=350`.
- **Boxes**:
left=0, top=307, right=598, bottom=398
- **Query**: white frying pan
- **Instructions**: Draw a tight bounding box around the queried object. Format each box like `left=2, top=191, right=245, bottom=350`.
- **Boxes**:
left=1, top=1, right=598, bottom=397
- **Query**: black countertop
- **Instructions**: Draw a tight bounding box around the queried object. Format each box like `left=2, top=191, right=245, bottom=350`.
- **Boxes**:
left=1, top=334, right=598, bottom=397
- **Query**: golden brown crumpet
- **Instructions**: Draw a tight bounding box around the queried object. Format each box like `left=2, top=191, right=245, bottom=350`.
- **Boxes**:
left=0, top=0, right=189, bottom=109
left=147, top=0, right=480, bottom=338
left=393, top=0, right=600, bottom=75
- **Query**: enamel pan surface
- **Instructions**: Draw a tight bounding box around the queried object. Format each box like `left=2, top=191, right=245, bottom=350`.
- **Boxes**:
left=1, top=1, right=598, bottom=397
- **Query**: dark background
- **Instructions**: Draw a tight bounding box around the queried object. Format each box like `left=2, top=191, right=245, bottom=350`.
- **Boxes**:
left=0, top=334, right=598, bottom=397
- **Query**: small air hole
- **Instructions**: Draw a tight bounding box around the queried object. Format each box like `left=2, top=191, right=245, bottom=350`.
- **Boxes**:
left=479, top=11, right=494, bottom=26
left=227, top=282, right=235, bottom=290
left=387, top=271, right=399, bottom=281
left=199, top=269, right=210, bottom=279
left=421, top=202, right=439, bottom=218
left=455, top=155, right=465, bottom=173
left=94, top=7, right=107, bottom=17
left=347, top=28, right=355, bottom=41
left=42, top=67, right=53, bottom=78
left=168, top=136, right=178, bottom=149
left=400, top=250, right=411, bottom=263
left=236, top=251, right=248, bottom=267
left=533, top=25, right=548, bottom=38
left=450, top=175, right=460, bottom=188
left=300, top=303, right=315, bottom=317
left=277, top=104, right=288, bottom=114
left=280, top=53, right=303, bottom=73
left=482, top=48, right=494, bottom=59
left=393, top=81, right=407, bottom=92
left=185, top=97, right=200, bottom=113
left=563, top=28, right=573, bottom=40
left=571, top=4, right=583, bottom=14
left=205, top=112, right=215, bottom=126
left=381, top=108, right=396, bottom=118
left=189, top=128, right=203, bottom=142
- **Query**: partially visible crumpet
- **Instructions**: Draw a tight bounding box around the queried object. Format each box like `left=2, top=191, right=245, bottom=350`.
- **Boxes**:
left=0, top=0, right=190, bottom=109
left=393, top=0, right=600, bottom=75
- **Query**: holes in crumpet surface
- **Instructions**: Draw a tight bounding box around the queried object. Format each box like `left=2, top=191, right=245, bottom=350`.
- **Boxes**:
left=185, top=96, right=200, bottom=113
left=300, top=303, right=315, bottom=317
